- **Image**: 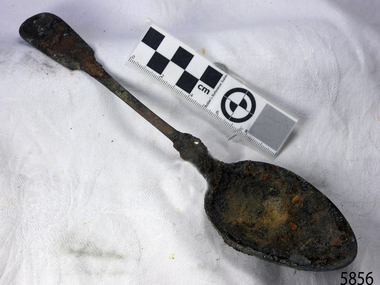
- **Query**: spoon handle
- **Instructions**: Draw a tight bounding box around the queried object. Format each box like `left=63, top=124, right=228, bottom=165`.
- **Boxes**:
left=96, top=76, right=181, bottom=142
left=19, top=13, right=181, bottom=143
left=96, top=75, right=217, bottom=174
left=19, top=13, right=217, bottom=175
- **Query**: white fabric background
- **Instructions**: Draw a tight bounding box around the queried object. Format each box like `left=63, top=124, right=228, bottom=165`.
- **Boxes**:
left=1, top=0, right=379, bottom=284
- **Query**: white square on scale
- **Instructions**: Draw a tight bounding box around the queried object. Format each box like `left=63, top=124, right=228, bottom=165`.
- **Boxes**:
left=156, top=37, right=181, bottom=59
left=161, top=61, right=183, bottom=86
left=186, top=55, right=210, bottom=79
left=132, top=42, right=156, bottom=66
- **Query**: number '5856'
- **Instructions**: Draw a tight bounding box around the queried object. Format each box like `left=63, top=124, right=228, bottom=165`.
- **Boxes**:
left=341, top=272, right=373, bottom=285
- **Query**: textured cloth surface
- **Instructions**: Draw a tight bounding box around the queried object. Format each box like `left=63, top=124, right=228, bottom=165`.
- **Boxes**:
left=1, top=0, right=379, bottom=284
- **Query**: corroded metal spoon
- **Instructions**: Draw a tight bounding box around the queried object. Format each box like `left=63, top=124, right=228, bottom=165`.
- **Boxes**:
left=19, top=13, right=357, bottom=271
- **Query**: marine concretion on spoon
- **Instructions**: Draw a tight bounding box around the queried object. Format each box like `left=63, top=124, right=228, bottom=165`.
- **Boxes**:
left=19, top=13, right=357, bottom=271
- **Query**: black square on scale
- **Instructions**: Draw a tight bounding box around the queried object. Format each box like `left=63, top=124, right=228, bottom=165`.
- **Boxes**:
left=171, top=46, right=194, bottom=69
left=147, top=52, right=170, bottom=74
left=176, top=71, right=198, bottom=93
left=142, top=28, right=165, bottom=50
left=200, top=66, right=223, bottom=88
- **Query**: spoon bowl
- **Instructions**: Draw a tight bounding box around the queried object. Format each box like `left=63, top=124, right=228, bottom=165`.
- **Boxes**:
left=174, top=132, right=357, bottom=271
left=19, top=13, right=357, bottom=271
left=205, top=160, right=356, bottom=270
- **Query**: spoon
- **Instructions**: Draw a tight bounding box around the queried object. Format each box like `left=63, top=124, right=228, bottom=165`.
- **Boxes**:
left=19, top=13, right=357, bottom=271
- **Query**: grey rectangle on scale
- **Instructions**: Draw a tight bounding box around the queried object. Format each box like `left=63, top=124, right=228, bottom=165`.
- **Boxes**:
left=249, top=104, right=296, bottom=151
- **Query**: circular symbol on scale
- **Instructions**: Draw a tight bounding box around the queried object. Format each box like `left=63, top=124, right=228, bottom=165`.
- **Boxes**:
left=221, top=88, right=256, bottom=123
